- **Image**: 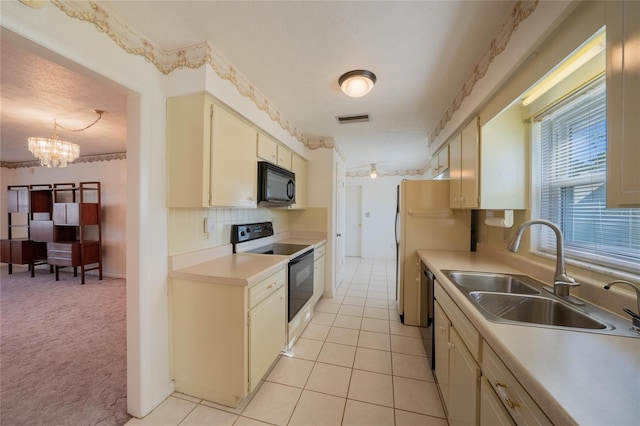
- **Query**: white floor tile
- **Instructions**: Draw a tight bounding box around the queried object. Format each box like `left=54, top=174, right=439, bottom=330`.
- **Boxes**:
left=393, top=377, right=444, bottom=418
left=266, top=356, right=314, bottom=388
left=363, top=307, right=389, bottom=320
left=301, top=323, right=330, bottom=341
left=391, top=335, right=427, bottom=356
left=317, top=342, right=356, bottom=367
left=315, top=301, right=340, bottom=314
left=311, top=311, right=336, bottom=326
left=305, top=363, right=352, bottom=397
left=366, top=290, right=388, bottom=300
left=131, top=396, right=196, bottom=426
left=288, top=390, right=346, bottom=426
left=365, top=299, right=389, bottom=309
left=180, top=404, right=238, bottom=426
left=360, top=317, right=390, bottom=334
left=333, top=314, right=362, bottom=330
left=233, top=416, right=272, bottom=426
left=357, top=331, right=391, bottom=351
left=342, top=399, right=395, bottom=426
left=342, top=296, right=366, bottom=306
left=353, top=347, right=392, bottom=375
left=390, top=321, right=423, bottom=338
left=348, top=369, right=394, bottom=408
left=287, top=338, right=323, bottom=361
left=392, top=353, right=434, bottom=382
left=395, top=409, right=448, bottom=426
left=326, top=327, right=360, bottom=346
left=242, top=381, right=302, bottom=425
left=339, top=305, right=365, bottom=317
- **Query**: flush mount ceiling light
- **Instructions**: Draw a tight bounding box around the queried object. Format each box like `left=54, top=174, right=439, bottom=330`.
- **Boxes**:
left=369, top=164, right=378, bottom=179
left=339, top=70, right=377, bottom=98
left=27, top=109, right=105, bottom=168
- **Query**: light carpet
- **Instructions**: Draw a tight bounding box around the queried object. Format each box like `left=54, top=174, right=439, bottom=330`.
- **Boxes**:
left=1, top=266, right=129, bottom=426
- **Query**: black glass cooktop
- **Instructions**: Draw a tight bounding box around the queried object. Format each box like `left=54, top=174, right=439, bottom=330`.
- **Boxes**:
left=248, top=243, right=310, bottom=256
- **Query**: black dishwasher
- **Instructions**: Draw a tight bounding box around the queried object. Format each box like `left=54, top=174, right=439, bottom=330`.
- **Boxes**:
left=419, top=260, right=435, bottom=369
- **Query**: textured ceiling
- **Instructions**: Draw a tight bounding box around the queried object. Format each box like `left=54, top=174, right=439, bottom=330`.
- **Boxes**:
left=1, top=1, right=513, bottom=173
left=0, top=28, right=128, bottom=164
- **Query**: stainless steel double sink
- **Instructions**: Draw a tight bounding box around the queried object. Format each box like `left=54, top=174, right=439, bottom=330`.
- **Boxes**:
left=442, top=271, right=639, bottom=337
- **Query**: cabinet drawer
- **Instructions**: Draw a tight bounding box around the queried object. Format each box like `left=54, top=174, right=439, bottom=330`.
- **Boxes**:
left=249, top=268, right=286, bottom=309
left=483, top=344, right=551, bottom=425
left=314, top=244, right=326, bottom=260
left=47, top=241, right=100, bottom=266
left=434, top=280, right=481, bottom=360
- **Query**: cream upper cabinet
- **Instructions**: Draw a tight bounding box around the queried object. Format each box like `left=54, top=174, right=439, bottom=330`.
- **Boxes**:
left=449, top=112, right=527, bottom=210
left=257, top=132, right=278, bottom=164
left=166, top=92, right=257, bottom=208
left=211, top=106, right=257, bottom=207
left=450, top=118, right=479, bottom=208
left=479, top=104, right=527, bottom=210
left=289, top=154, right=308, bottom=210
left=606, top=1, right=640, bottom=207
left=277, top=145, right=292, bottom=170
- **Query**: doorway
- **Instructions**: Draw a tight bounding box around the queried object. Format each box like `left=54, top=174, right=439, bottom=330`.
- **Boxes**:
left=345, top=185, right=362, bottom=257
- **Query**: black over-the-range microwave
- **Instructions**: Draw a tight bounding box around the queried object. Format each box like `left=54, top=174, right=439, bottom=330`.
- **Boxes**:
left=257, top=161, right=295, bottom=206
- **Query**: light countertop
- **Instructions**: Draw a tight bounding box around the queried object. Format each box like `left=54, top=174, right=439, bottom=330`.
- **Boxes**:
left=169, top=234, right=326, bottom=287
left=418, top=249, right=640, bottom=426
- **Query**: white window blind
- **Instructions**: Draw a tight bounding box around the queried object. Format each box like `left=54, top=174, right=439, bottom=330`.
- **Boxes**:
left=533, top=76, right=640, bottom=274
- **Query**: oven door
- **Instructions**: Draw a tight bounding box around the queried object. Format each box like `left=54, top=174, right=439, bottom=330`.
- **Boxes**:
left=288, top=249, right=314, bottom=322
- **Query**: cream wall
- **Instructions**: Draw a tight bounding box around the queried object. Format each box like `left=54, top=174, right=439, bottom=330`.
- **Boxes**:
left=1, top=160, right=127, bottom=278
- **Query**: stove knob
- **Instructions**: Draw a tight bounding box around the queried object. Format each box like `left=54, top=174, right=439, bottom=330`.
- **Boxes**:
left=245, top=227, right=251, bottom=233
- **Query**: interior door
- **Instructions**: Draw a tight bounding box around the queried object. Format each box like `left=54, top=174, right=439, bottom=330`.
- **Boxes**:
left=345, top=185, right=362, bottom=257
left=335, top=162, right=345, bottom=290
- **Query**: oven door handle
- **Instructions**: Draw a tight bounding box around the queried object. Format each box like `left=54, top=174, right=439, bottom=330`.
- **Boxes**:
left=290, top=249, right=313, bottom=265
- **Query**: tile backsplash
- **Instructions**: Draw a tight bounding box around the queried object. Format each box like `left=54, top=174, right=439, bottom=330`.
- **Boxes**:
left=168, top=207, right=290, bottom=255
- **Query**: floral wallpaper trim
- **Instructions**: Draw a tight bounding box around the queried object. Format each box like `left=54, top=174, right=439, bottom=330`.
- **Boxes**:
left=51, top=0, right=316, bottom=149
left=1, top=152, right=126, bottom=169
left=428, top=0, right=538, bottom=145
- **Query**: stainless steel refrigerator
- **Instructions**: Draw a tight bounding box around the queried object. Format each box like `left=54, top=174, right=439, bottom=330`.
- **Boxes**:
left=395, top=179, right=471, bottom=326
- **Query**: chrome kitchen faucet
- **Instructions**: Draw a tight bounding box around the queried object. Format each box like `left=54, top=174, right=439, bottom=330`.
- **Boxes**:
left=508, top=219, right=580, bottom=299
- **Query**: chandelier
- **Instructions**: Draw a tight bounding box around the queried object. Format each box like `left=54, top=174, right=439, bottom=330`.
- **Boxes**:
left=27, top=109, right=105, bottom=168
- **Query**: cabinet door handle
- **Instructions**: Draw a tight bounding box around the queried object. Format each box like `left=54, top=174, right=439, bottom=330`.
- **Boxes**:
left=505, top=397, right=521, bottom=410
left=266, top=283, right=275, bottom=289
left=494, top=380, right=507, bottom=388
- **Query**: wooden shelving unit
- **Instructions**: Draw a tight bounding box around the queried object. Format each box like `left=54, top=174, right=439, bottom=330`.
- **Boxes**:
left=1, top=185, right=50, bottom=276
left=2, top=181, right=103, bottom=284
left=47, top=181, right=103, bottom=284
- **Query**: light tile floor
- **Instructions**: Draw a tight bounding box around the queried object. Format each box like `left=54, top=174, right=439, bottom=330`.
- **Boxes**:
left=126, top=258, right=446, bottom=426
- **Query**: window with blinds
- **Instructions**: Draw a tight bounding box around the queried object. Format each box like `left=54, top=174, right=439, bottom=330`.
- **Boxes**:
left=532, top=76, right=640, bottom=273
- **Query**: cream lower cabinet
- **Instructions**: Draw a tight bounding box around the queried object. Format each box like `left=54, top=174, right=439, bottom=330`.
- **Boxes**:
left=312, top=244, right=326, bottom=305
left=167, top=92, right=257, bottom=208
left=434, top=280, right=481, bottom=426
left=171, top=267, right=286, bottom=407
left=480, top=378, right=515, bottom=426
left=482, top=343, right=551, bottom=425
left=449, top=328, right=480, bottom=425
left=249, top=284, right=286, bottom=393
left=434, top=302, right=451, bottom=411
